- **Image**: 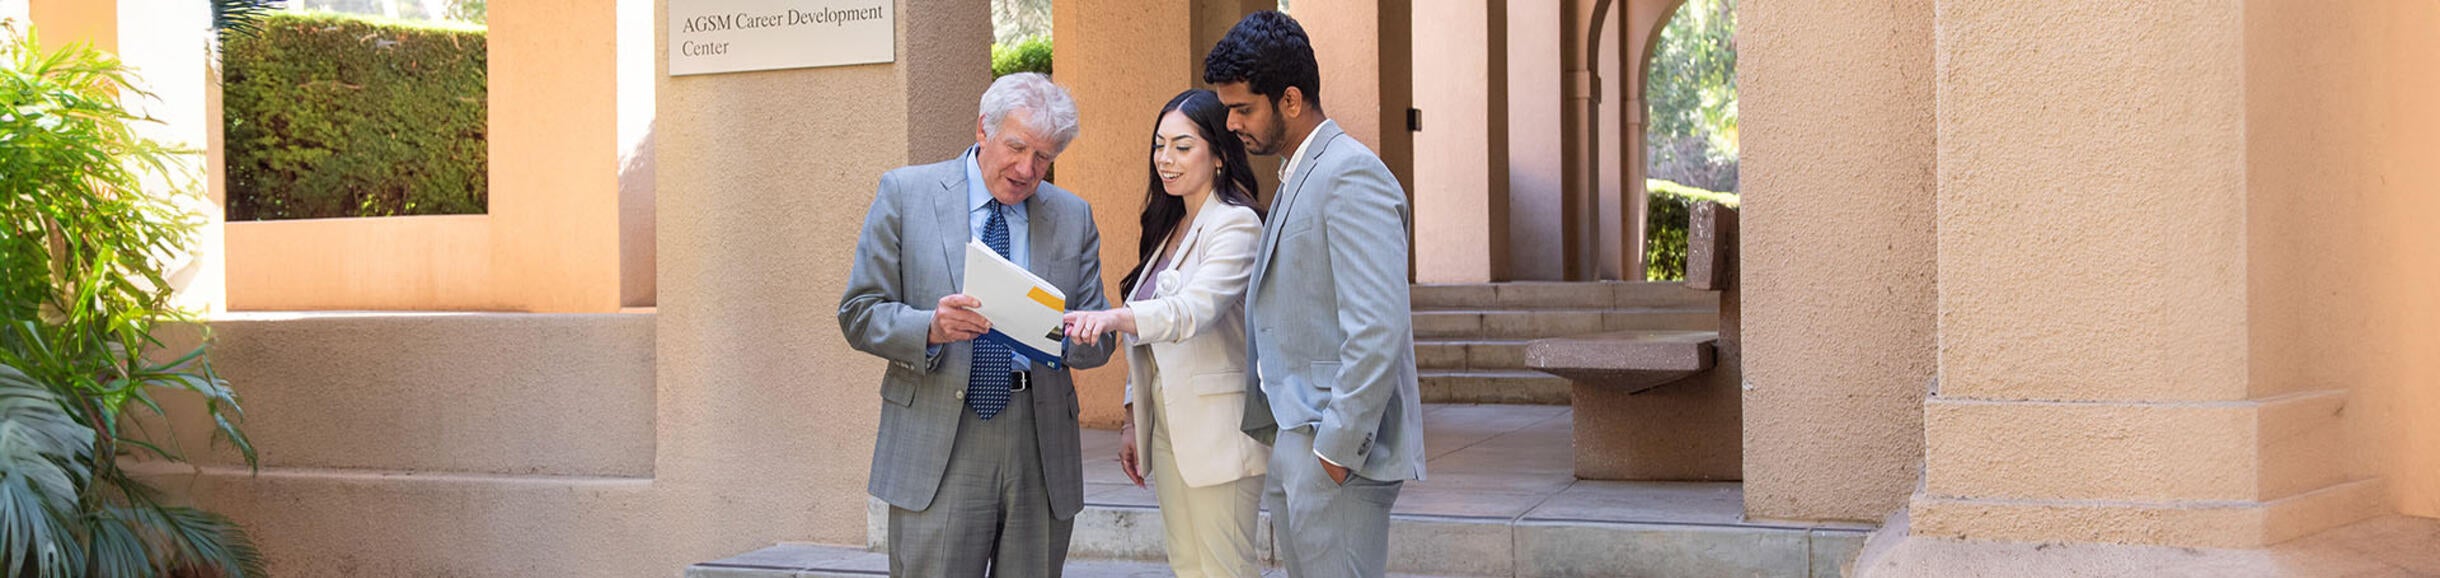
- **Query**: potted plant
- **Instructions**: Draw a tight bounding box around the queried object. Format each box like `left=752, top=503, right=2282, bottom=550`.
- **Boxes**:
left=0, top=23, right=264, bottom=577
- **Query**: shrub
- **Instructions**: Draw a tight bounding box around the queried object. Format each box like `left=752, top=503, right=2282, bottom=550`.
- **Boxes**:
left=222, top=12, right=486, bottom=220
left=992, top=35, right=1052, bottom=78
left=1644, top=178, right=1740, bottom=281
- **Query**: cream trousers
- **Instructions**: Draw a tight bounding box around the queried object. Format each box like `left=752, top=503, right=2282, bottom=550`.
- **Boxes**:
left=1150, top=374, right=1263, bottom=578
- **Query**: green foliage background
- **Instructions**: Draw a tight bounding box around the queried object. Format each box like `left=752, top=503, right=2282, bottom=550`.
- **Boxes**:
left=1645, top=0, right=1738, bottom=195
left=222, top=12, right=486, bottom=221
left=1644, top=179, right=1740, bottom=282
left=992, top=35, right=1053, bottom=78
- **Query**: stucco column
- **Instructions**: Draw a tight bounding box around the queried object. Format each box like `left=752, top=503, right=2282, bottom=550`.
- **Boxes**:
left=490, top=0, right=623, bottom=313
left=25, top=0, right=111, bottom=52
left=1295, top=0, right=1412, bottom=204
left=1914, top=0, right=2379, bottom=548
left=652, top=0, right=989, bottom=553
left=1502, top=0, right=1563, bottom=281
left=1411, top=0, right=1510, bottom=283
left=1738, top=0, right=1937, bottom=524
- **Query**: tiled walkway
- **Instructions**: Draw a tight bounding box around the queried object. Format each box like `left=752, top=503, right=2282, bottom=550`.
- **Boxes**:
left=1080, top=404, right=1797, bottom=529
left=696, top=404, right=1874, bottom=577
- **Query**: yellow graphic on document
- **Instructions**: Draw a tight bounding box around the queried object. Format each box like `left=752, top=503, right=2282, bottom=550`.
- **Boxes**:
left=1027, top=287, right=1063, bottom=311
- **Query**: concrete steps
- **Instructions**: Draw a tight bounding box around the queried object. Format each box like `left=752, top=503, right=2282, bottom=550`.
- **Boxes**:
left=1416, top=339, right=1530, bottom=372
left=1411, top=281, right=1717, bottom=311
left=1420, top=370, right=1572, bottom=405
left=1410, top=282, right=1718, bottom=404
left=1412, top=308, right=1717, bottom=339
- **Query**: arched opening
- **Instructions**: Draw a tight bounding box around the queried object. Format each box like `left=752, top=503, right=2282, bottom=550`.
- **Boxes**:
left=1637, top=0, right=1737, bottom=281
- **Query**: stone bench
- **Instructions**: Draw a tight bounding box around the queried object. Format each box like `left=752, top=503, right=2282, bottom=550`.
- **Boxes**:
left=1524, top=329, right=1718, bottom=393
left=1528, top=202, right=1741, bottom=481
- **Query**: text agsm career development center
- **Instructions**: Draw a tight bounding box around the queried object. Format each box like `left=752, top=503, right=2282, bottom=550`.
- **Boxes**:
left=679, top=5, right=884, bottom=57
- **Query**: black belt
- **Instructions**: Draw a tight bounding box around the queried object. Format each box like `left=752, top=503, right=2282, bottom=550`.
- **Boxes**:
left=959, top=372, right=1030, bottom=402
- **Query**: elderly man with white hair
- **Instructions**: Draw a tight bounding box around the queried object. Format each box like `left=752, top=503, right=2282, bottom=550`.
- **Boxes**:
left=838, top=72, right=1117, bottom=577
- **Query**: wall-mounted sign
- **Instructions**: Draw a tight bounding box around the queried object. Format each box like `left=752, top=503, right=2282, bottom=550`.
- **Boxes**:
left=669, top=0, right=895, bottom=76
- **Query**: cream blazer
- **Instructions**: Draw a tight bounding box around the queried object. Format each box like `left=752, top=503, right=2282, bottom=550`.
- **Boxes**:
left=1125, top=194, right=1269, bottom=488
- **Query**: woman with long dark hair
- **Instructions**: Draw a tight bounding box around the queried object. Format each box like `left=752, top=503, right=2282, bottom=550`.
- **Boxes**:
left=1062, top=88, right=1268, bottom=577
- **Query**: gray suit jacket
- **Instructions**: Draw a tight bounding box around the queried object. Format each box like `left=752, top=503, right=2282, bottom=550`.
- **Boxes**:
left=838, top=156, right=1116, bottom=520
left=1240, top=121, right=1427, bottom=482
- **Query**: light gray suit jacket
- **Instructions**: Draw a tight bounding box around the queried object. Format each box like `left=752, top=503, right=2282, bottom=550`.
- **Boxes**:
left=838, top=156, right=1116, bottom=520
left=1240, top=121, right=1427, bottom=483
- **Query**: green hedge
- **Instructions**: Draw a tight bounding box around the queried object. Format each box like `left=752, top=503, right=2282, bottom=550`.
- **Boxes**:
left=1644, top=178, right=1740, bottom=281
left=223, top=12, right=486, bottom=220
left=992, top=35, right=1052, bottom=78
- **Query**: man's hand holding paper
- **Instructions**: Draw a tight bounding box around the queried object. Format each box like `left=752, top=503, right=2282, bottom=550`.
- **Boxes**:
left=961, top=238, right=1075, bottom=366
left=928, top=294, right=990, bottom=344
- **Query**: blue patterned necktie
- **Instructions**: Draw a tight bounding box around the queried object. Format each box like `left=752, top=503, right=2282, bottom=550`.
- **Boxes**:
left=968, top=203, right=1014, bottom=420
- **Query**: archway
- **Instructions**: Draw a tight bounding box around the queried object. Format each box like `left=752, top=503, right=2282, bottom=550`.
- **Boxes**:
left=1635, top=0, right=1736, bottom=281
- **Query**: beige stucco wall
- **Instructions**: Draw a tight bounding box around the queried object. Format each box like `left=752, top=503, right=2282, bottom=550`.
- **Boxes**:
left=147, top=314, right=657, bottom=478
left=1411, top=0, right=1509, bottom=283
left=1737, top=0, right=1936, bottom=523
left=227, top=216, right=505, bottom=310
left=2244, top=0, right=2440, bottom=520
left=130, top=313, right=664, bottom=576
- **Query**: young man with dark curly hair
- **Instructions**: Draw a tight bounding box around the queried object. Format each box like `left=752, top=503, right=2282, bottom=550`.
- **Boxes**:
left=1205, top=10, right=1425, bottom=578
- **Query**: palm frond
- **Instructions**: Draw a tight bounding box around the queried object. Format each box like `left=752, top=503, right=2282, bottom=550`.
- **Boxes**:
left=156, top=506, right=266, bottom=578
left=82, top=508, right=150, bottom=578
left=211, top=0, right=286, bottom=43
left=0, top=364, right=93, bottom=578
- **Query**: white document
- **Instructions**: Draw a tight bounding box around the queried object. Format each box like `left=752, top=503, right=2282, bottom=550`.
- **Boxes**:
left=962, top=239, right=1068, bottom=366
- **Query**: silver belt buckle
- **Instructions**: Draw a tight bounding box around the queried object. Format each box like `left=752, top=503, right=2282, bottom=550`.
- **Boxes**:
left=1008, top=371, right=1031, bottom=392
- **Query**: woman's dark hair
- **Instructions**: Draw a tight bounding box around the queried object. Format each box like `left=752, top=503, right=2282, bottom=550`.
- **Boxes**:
left=1202, top=10, right=1321, bottom=109
left=1119, top=89, right=1265, bottom=299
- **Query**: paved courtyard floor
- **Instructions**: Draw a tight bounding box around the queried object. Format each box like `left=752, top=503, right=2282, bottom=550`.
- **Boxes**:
left=1080, top=404, right=1852, bottom=531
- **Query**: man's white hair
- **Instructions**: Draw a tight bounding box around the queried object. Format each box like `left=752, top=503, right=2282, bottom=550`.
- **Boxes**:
left=979, top=72, right=1080, bottom=152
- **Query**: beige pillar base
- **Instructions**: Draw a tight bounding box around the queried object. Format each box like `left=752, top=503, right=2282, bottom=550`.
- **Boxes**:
left=1915, top=390, right=2383, bottom=548
left=1910, top=478, right=2386, bottom=550
left=1856, top=508, right=2435, bottom=578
